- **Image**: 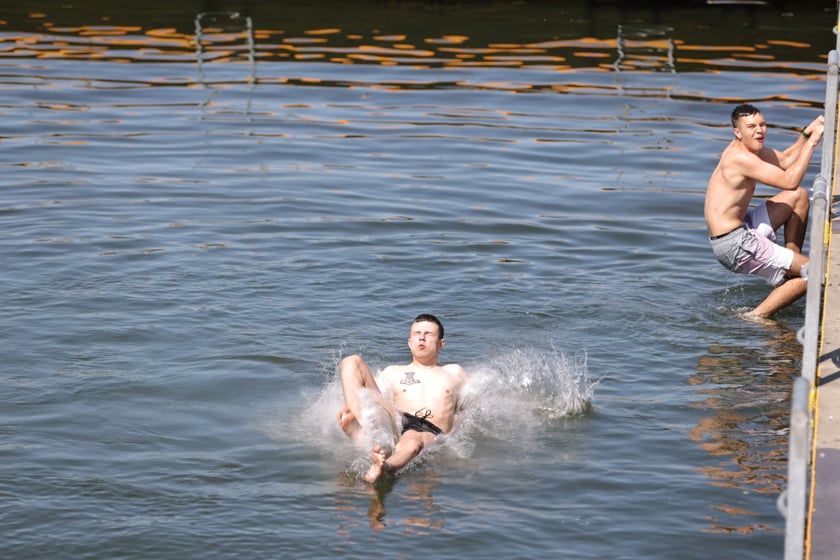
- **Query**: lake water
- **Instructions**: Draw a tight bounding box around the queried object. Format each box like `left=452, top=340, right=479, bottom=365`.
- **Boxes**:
left=1, top=1, right=835, bottom=558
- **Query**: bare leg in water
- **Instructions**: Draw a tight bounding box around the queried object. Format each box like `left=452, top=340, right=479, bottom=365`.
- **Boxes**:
left=336, top=354, right=391, bottom=442
left=364, top=431, right=435, bottom=483
left=746, top=189, right=810, bottom=318
left=336, top=355, right=403, bottom=482
left=337, top=354, right=443, bottom=483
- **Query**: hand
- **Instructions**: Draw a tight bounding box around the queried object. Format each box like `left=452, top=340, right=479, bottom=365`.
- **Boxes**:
left=804, top=115, right=825, bottom=137
left=809, top=122, right=825, bottom=145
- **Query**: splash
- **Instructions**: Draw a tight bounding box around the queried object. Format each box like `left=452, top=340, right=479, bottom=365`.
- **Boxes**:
left=285, top=345, right=597, bottom=478
left=452, top=346, right=596, bottom=449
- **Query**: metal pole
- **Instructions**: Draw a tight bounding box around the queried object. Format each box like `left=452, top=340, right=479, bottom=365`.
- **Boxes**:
left=784, top=377, right=812, bottom=560
left=801, top=176, right=830, bottom=383
left=780, top=377, right=811, bottom=560
left=783, top=42, right=839, bottom=560
left=821, top=50, right=838, bottom=194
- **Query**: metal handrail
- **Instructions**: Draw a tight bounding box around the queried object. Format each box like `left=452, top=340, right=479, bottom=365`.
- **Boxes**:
left=782, top=377, right=813, bottom=559
left=783, top=43, right=839, bottom=560
left=799, top=173, right=831, bottom=382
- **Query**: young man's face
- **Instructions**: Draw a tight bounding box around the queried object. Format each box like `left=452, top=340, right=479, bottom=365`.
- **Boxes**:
left=407, top=320, right=444, bottom=359
left=733, top=111, right=767, bottom=151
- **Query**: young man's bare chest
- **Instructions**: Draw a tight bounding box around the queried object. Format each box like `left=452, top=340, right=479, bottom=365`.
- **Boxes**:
left=391, top=367, right=454, bottom=406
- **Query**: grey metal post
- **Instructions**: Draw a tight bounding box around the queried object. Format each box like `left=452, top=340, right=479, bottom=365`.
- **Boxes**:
left=783, top=43, right=838, bottom=560
left=783, top=377, right=812, bottom=559
left=801, top=176, right=830, bottom=384
left=799, top=49, right=837, bottom=382
left=821, top=50, right=839, bottom=184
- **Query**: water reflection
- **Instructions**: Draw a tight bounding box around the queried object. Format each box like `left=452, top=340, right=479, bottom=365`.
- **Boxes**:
left=336, top=471, right=445, bottom=534
left=195, top=11, right=256, bottom=113
left=689, top=325, right=800, bottom=534
left=614, top=24, right=676, bottom=73
left=0, top=1, right=830, bottom=74
left=195, top=12, right=255, bottom=82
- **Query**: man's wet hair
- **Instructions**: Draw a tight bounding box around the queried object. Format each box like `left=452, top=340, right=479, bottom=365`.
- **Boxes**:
left=412, top=313, right=444, bottom=339
left=731, top=103, right=762, bottom=127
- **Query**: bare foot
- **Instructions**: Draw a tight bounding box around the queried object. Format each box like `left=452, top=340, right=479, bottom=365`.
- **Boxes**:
left=337, top=407, right=360, bottom=438
left=364, top=445, right=390, bottom=483
left=739, top=309, right=777, bottom=326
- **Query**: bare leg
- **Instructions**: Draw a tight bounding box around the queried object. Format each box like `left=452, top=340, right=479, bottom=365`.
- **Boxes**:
left=364, top=431, right=435, bottom=483
left=747, top=277, right=807, bottom=318
left=787, top=252, right=809, bottom=278
left=767, top=187, right=810, bottom=253
left=364, top=445, right=389, bottom=483
left=337, top=355, right=382, bottom=441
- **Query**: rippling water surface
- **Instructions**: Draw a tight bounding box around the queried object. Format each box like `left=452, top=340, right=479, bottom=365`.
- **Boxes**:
left=1, top=1, right=834, bottom=558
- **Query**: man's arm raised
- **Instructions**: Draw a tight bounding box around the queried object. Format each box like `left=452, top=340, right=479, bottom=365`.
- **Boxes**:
left=740, top=136, right=821, bottom=191
left=778, top=115, right=825, bottom=169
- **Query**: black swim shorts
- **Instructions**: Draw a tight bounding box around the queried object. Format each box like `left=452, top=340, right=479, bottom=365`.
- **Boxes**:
left=401, top=412, right=443, bottom=435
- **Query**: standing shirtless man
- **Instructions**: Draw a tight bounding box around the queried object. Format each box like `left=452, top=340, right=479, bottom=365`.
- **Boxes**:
left=705, top=104, right=824, bottom=318
left=336, top=314, right=467, bottom=483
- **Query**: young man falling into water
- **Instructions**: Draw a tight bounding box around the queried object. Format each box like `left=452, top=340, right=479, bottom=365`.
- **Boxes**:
left=704, top=104, right=824, bottom=318
left=336, top=314, right=467, bottom=483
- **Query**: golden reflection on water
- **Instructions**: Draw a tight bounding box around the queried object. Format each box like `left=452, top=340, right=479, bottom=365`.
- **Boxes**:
left=689, top=326, right=800, bottom=535
left=0, top=10, right=825, bottom=74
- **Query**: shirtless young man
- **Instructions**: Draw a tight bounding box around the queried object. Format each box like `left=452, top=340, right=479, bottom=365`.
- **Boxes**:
left=704, top=104, right=824, bottom=318
left=336, top=314, right=467, bottom=483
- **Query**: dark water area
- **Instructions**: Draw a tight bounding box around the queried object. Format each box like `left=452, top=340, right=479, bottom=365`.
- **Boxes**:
left=1, top=1, right=836, bottom=558
left=2, top=0, right=835, bottom=71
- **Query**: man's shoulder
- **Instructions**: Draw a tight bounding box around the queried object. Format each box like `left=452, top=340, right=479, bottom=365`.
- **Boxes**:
left=719, top=144, right=768, bottom=181
left=722, top=142, right=757, bottom=162
left=441, top=363, right=467, bottom=380
left=441, top=362, right=465, bottom=371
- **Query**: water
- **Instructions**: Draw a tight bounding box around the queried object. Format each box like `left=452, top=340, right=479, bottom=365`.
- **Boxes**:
left=1, top=1, right=834, bottom=558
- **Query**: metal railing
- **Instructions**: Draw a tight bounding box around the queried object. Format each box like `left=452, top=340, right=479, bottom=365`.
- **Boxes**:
left=783, top=376, right=813, bottom=559
left=782, top=35, right=839, bottom=560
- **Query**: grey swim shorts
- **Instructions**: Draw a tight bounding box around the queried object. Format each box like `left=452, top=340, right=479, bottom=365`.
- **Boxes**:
left=709, top=202, right=794, bottom=286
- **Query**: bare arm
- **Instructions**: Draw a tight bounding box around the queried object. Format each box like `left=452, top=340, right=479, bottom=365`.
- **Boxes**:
left=778, top=115, right=824, bottom=168
left=777, top=136, right=809, bottom=169
left=739, top=133, right=822, bottom=191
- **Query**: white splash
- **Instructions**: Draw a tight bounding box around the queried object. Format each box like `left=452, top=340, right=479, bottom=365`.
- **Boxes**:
left=445, top=346, right=596, bottom=457
left=283, top=345, right=597, bottom=478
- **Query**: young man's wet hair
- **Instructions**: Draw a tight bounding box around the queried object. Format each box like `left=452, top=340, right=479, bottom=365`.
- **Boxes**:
left=730, top=103, right=761, bottom=127
left=412, top=313, right=444, bottom=339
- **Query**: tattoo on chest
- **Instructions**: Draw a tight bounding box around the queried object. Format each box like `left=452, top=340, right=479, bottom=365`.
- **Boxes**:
left=400, top=371, right=420, bottom=385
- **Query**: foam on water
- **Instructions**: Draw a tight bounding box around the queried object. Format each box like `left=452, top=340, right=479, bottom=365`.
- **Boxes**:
left=282, top=346, right=597, bottom=479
